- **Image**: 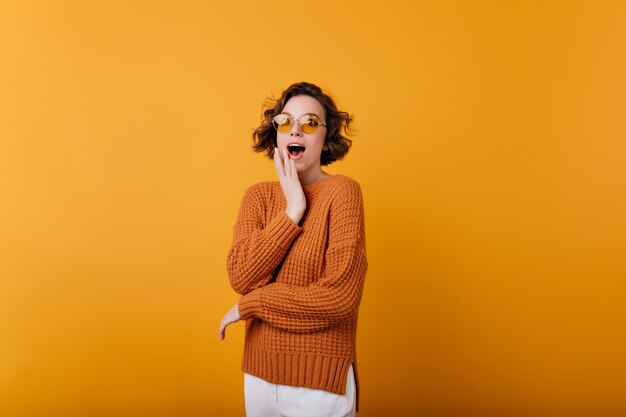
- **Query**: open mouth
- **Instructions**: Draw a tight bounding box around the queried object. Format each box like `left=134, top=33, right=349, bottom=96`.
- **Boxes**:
left=287, top=143, right=306, bottom=157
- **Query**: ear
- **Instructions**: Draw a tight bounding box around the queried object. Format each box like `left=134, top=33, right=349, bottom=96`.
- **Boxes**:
left=323, top=145, right=329, bottom=151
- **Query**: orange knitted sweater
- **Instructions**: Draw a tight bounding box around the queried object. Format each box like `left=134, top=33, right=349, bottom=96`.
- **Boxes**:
left=226, top=174, right=368, bottom=412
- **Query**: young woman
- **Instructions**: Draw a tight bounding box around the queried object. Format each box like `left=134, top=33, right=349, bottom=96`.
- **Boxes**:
left=219, top=82, right=368, bottom=417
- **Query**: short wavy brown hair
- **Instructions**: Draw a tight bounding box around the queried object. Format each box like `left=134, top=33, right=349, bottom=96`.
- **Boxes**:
left=252, top=82, right=356, bottom=166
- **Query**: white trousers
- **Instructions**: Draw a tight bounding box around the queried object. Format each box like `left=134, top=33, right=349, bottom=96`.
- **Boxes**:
left=244, top=364, right=356, bottom=417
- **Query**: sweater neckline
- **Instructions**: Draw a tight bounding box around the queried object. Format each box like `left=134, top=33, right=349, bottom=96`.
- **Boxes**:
left=302, top=174, right=336, bottom=189
left=272, top=174, right=339, bottom=197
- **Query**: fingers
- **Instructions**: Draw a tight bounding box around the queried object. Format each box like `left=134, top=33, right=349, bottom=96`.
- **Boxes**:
left=282, top=148, right=292, bottom=178
left=289, top=155, right=297, bottom=179
left=274, top=147, right=299, bottom=180
left=219, top=315, right=232, bottom=341
left=274, top=147, right=285, bottom=178
left=219, top=305, right=241, bottom=340
left=219, top=320, right=225, bottom=340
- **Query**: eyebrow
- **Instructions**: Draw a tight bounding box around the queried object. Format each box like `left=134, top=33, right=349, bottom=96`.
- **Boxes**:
left=282, top=111, right=321, bottom=119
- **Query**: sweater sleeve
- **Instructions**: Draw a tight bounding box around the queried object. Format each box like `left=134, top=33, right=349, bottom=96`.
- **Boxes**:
left=227, top=184, right=304, bottom=295
left=238, top=180, right=368, bottom=333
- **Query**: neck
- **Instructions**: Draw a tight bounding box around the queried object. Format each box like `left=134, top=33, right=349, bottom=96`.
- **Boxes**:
left=298, top=168, right=329, bottom=186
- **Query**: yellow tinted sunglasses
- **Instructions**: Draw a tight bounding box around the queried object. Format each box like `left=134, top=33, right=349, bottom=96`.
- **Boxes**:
left=271, top=113, right=327, bottom=134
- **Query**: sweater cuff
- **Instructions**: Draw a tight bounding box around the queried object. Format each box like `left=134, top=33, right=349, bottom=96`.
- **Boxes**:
left=239, top=289, right=263, bottom=320
left=265, top=211, right=303, bottom=249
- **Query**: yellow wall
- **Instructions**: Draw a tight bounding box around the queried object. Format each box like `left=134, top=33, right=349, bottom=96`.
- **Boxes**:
left=1, top=1, right=625, bottom=416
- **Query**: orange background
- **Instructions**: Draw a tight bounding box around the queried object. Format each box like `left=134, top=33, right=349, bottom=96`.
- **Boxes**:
left=1, top=1, right=625, bottom=416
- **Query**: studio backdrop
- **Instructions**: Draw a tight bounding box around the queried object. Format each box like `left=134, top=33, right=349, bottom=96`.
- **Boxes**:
left=1, top=1, right=624, bottom=416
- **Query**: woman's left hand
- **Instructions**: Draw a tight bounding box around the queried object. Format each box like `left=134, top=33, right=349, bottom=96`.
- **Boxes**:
left=219, top=303, right=241, bottom=340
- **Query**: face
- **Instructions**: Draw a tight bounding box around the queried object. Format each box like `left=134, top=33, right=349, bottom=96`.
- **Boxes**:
left=275, top=95, right=328, bottom=173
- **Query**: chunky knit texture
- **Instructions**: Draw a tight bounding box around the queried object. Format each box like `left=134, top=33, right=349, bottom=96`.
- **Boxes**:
left=226, top=174, right=368, bottom=412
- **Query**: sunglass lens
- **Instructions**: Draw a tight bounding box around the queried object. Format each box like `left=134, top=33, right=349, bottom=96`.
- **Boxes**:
left=273, top=114, right=292, bottom=133
left=300, top=115, right=320, bottom=134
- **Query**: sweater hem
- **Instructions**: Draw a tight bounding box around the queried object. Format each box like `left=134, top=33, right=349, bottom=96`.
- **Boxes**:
left=241, top=344, right=357, bottom=399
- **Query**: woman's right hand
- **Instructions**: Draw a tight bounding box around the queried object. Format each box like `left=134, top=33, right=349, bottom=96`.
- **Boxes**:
left=274, top=147, right=306, bottom=224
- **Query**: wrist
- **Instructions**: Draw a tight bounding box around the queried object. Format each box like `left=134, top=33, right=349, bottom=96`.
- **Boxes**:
left=285, top=207, right=304, bottom=224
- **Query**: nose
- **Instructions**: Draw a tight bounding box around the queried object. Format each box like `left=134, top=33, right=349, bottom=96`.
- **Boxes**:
left=289, top=119, right=303, bottom=136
